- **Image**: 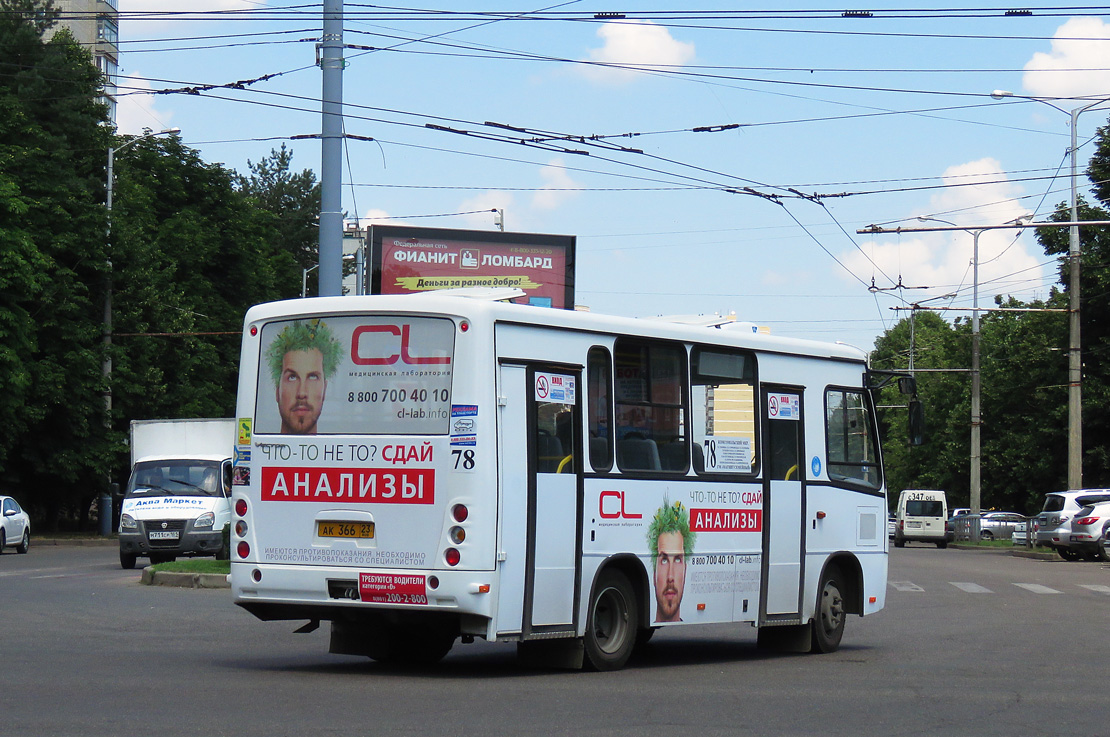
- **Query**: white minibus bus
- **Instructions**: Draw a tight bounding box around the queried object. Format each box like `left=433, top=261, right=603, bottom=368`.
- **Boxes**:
left=230, top=292, right=911, bottom=670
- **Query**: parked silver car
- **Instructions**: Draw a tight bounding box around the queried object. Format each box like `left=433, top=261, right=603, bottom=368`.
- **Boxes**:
left=1034, top=490, right=1110, bottom=552
left=977, top=512, right=1026, bottom=541
left=1061, top=497, right=1110, bottom=561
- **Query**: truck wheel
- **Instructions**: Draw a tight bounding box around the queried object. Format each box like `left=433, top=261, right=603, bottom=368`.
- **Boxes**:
left=936, top=540, right=948, bottom=549
left=16, top=530, right=29, bottom=554
left=120, top=551, right=137, bottom=569
left=584, top=569, right=638, bottom=671
left=811, top=565, right=846, bottom=653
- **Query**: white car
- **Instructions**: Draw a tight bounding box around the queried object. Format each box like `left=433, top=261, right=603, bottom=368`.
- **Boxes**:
left=0, top=495, right=30, bottom=554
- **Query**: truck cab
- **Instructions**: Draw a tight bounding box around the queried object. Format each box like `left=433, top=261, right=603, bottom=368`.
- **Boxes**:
left=118, top=419, right=235, bottom=569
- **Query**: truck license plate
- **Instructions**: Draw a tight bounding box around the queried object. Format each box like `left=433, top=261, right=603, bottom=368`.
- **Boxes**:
left=148, top=531, right=179, bottom=540
left=318, top=521, right=375, bottom=539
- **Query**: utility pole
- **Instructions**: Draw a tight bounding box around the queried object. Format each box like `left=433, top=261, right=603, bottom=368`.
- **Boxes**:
left=859, top=218, right=1110, bottom=516
left=318, top=0, right=344, bottom=297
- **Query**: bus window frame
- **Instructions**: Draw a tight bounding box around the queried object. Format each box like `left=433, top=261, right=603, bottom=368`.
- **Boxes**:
left=690, top=344, right=760, bottom=478
left=823, top=384, right=883, bottom=491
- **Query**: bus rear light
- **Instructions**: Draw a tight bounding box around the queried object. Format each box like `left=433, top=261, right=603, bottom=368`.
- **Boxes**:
left=237, top=541, right=250, bottom=559
left=452, top=504, right=469, bottom=522
left=445, top=548, right=461, bottom=566
left=235, top=498, right=248, bottom=516
left=449, top=526, right=466, bottom=544
left=235, top=521, right=248, bottom=537
left=252, top=568, right=262, bottom=582
left=428, top=576, right=439, bottom=590
left=250, top=325, right=258, bottom=336
left=460, top=320, right=469, bottom=332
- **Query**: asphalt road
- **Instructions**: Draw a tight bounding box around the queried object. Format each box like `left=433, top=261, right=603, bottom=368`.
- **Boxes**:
left=2, top=543, right=1107, bottom=737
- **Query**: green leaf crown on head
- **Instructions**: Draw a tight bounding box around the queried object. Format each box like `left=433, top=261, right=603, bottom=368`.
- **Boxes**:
left=646, top=496, right=695, bottom=558
left=265, top=319, right=343, bottom=384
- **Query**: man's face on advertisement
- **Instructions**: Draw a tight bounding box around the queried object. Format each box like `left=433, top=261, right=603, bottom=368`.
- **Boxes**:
left=276, top=349, right=327, bottom=434
left=653, top=530, right=687, bottom=622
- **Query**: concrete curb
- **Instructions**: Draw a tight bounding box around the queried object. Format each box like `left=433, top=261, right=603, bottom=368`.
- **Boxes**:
left=34, top=538, right=117, bottom=547
left=140, top=569, right=231, bottom=588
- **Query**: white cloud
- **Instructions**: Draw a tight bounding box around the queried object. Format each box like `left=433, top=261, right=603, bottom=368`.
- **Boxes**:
left=1023, top=18, right=1110, bottom=98
left=532, top=158, right=580, bottom=211
left=115, top=73, right=175, bottom=135
left=581, top=21, right=695, bottom=84
left=846, top=159, right=1047, bottom=302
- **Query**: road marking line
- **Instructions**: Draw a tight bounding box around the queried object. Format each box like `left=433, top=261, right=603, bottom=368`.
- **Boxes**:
left=1014, top=583, right=1063, bottom=594
left=1078, top=584, right=1110, bottom=594
left=950, top=582, right=993, bottom=593
left=889, top=581, right=924, bottom=592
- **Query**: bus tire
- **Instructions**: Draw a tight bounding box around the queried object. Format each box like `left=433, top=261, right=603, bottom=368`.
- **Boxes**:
left=119, top=551, right=137, bottom=570
left=584, top=569, right=638, bottom=671
left=369, top=624, right=455, bottom=666
left=811, top=565, right=846, bottom=654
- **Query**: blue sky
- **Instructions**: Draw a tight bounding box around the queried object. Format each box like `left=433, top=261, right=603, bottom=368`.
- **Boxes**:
left=112, top=2, right=1110, bottom=351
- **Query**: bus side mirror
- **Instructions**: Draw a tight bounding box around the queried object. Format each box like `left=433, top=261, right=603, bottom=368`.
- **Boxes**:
left=908, top=399, right=925, bottom=446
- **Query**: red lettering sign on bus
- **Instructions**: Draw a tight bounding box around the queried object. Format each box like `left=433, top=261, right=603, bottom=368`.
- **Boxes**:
left=260, top=467, right=435, bottom=504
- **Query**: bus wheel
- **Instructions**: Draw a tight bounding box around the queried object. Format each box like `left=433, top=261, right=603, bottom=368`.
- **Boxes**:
left=811, top=566, right=845, bottom=654
left=119, top=551, right=137, bottom=570
left=584, top=570, right=638, bottom=671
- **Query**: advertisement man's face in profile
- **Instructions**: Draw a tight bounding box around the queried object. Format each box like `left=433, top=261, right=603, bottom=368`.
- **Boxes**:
left=276, top=348, right=327, bottom=434
left=653, top=530, right=687, bottom=622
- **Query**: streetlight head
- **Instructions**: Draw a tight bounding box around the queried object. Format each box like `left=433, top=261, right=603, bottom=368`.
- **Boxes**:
left=990, top=90, right=1013, bottom=100
left=161, top=127, right=181, bottom=134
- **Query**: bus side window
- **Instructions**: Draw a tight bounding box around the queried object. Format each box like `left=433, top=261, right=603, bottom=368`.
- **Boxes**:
left=587, top=347, right=613, bottom=472
left=825, top=387, right=881, bottom=489
left=691, top=347, right=757, bottom=475
left=613, top=339, right=687, bottom=473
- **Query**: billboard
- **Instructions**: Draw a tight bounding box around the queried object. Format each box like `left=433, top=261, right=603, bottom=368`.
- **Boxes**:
left=369, top=225, right=576, bottom=309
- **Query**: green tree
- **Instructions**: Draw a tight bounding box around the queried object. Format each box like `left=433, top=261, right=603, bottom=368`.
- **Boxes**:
left=0, top=0, right=114, bottom=527
left=108, top=136, right=300, bottom=486
left=235, top=144, right=320, bottom=294
left=872, top=310, right=969, bottom=506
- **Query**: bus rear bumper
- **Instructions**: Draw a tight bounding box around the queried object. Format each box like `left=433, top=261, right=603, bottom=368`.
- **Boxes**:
left=231, top=562, right=496, bottom=623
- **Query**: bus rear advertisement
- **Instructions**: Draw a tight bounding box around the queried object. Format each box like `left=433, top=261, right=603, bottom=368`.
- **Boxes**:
left=231, top=292, right=907, bottom=670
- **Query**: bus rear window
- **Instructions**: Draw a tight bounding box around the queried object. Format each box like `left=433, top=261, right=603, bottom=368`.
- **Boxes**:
left=254, top=315, right=454, bottom=435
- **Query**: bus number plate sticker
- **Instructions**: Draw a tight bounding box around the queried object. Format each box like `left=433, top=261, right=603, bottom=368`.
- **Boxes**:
left=359, top=573, right=428, bottom=605
left=317, top=521, right=375, bottom=539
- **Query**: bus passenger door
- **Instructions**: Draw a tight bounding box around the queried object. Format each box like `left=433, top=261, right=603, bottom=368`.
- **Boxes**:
left=760, top=386, right=806, bottom=620
left=495, top=363, right=582, bottom=638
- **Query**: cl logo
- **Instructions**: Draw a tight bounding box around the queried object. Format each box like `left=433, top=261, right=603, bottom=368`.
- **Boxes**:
left=351, top=324, right=451, bottom=366
left=599, top=490, right=641, bottom=520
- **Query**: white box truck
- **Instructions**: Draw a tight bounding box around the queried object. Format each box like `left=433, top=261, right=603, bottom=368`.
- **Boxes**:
left=118, top=419, right=235, bottom=569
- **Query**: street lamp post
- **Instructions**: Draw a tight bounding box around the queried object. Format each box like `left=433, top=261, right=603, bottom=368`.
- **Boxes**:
left=990, top=91, right=1110, bottom=490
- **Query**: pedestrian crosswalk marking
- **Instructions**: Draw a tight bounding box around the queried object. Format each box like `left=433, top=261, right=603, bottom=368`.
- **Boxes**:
left=1078, top=584, right=1110, bottom=594
left=888, top=581, right=924, bottom=592
left=1013, top=583, right=1062, bottom=594
left=950, top=582, right=992, bottom=593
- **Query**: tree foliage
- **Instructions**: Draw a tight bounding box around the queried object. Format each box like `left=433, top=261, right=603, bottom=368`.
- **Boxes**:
left=0, top=0, right=113, bottom=525
left=0, top=2, right=313, bottom=528
left=874, top=113, right=1110, bottom=514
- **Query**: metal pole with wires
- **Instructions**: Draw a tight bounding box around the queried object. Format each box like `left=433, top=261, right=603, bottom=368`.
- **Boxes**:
left=318, top=0, right=344, bottom=297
